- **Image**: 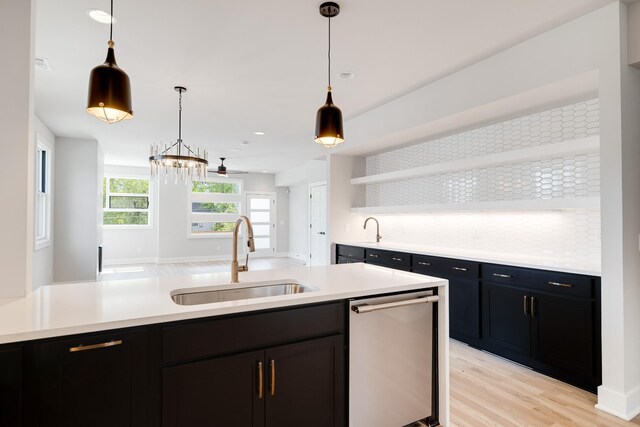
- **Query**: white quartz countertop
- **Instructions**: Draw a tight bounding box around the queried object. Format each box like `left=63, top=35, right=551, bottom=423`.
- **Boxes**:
left=0, top=263, right=445, bottom=345
left=336, top=241, right=601, bottom=276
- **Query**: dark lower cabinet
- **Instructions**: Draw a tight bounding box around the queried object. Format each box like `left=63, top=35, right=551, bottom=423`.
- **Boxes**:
left=163, top=350, right=263, bottom=427
left=0, top=346, right=22, bottom=427
left=482, top=281, right=599, bottom=391
left=448, top=278, right=480, bottom=344
left=531, top=292, right=595, bottom=387
left=162, top=335, right=343, bottom=427
left=33, top=329, right=148, bottom=427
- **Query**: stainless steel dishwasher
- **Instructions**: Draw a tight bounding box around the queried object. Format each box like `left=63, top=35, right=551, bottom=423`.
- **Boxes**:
left=349, top=290, right=439, bottom=427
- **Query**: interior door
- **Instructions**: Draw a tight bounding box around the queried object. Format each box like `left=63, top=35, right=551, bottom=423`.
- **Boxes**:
left=309, top=184, right=327, bottom=266
left=246, top=193, right=276, bottom=256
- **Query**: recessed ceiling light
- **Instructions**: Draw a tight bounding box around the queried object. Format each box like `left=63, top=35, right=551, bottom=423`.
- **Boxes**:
left=87, top=9, right=116, bottom=24
left=253, top=131, right=265, bottom=135
left=262, top=170, right=269, bottom=173
left=337, top=71, right=355, bottom=80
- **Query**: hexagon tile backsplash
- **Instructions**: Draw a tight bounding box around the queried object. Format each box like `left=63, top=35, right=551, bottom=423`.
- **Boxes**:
left=363, top=99, right=601, bottom=266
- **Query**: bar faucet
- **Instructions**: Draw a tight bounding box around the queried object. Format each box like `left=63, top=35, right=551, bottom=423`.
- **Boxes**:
left=364, top=217, right=382, bottom=243
left=231, top=215, right=255, bottom=283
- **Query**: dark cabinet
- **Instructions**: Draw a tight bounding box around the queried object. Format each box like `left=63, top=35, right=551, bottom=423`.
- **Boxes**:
left=481, top=266, right=600, bottom=391
left=160, top=303, right=345, bottom=427
left=335, top=243, right=601, bottom=392
left=0, top=345, right=22, bottom=427
left=33, top=329, right=149, bottom=427
left=163, top=336, right=343, bottom=427
left=412, top=254, right=481, bottom=345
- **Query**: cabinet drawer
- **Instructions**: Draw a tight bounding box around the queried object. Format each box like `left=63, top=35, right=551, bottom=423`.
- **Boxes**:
left=162, top=302, right=344, bottom=364
left=412, top=254, right=447, bottom=277
left=336, top=245, right=364, bottom=260
left=442, top=259, right=480, bottom=279
left=530, top=271, right=594, bottom=298
left=365, top=249, right=410, bottom=270
left=483, top=264, right=531, bottom=286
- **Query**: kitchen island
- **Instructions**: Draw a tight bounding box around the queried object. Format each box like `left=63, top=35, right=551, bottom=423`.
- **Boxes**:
left=0, top=263, right=449, bottom=426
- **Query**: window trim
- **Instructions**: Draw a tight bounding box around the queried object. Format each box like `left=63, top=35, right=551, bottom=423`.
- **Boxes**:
left=34, top=139, right=52, bottom=251
left=103, top=175, right=153, bottom=229
left=187, top=178, right=244, bottom=239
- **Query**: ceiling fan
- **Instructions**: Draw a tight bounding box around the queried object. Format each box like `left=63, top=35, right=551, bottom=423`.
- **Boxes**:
left=209, top=157, right=248, bottom=177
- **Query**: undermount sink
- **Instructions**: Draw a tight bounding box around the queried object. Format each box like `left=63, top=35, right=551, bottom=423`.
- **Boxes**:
left=171, top=281, right=315, bottom=306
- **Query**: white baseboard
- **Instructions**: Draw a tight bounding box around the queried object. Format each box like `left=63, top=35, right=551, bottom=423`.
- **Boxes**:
left=103, top=257, right=158, bottom=266
left=596, top=384, right=640, bottom=421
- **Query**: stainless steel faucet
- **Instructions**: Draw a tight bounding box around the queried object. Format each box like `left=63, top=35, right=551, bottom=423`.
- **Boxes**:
left=364, top=217, right=382, bottom=243
left=231, top=215, right=256, bottom=283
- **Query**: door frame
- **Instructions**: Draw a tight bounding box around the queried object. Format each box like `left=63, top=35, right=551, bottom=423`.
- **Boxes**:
left=308, top=181, right=327, bottom=266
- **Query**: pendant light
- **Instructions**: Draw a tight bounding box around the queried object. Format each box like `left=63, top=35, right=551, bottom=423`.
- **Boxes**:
left=86, top=0, right=133, bottom=124
left=315, top=2, right=344, bottom=148
left=149, top=87, right=209, bottom=184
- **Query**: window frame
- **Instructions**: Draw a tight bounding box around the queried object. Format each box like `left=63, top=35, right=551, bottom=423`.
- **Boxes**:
left=34, top=140, right=51, bottom=251
left=187, top=178, right=244, bottom=239
left=103, top=175, right=153, bottom=229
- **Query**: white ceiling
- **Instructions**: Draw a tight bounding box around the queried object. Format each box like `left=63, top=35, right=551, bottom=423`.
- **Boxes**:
left=34, top=0, right=614, bottom=173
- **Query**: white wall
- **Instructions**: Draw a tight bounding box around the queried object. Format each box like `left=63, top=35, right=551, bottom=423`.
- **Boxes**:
left=32, top=116, right=55, bottom=288
left=0, top=0, right=35, bottom=298
left=157, top=173, right=286, bottom=263
left=275, top=159, right=326, bottom=187
left=53, top=138, right=102, bottom=283
left=101, top=165, right=159, bottom=265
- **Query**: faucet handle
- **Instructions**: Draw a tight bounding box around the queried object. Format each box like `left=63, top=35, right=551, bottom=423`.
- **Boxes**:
left=238, top=253, right=250, bottom=272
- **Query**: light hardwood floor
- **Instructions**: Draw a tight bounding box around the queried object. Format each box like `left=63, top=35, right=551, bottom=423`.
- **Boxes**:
left=450, top=339, right=640, bottom=427
left=101, top=259, right=639, bottom=426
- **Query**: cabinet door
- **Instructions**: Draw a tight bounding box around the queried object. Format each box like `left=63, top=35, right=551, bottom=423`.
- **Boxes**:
left=0, top=346, right=21, bottom=427
left=531, top=292, right=595, bottom=389
left=162, top=349, right=264, bottom=427
left=449, top=277, right=480, bottom=342
left=265, top=335, right=344, bottom=427
left=481, top=283, right=531, bottom=361
left=36, top=329, right=148, bottom=427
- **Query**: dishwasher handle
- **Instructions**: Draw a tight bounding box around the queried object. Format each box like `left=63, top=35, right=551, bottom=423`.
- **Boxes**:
left=351, top=295, right=439, bottom=314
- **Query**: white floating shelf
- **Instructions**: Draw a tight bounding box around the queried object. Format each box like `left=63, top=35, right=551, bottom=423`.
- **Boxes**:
left=351, top=136, right=600, bottom=186
left=351, top=197, right=600, bottom=214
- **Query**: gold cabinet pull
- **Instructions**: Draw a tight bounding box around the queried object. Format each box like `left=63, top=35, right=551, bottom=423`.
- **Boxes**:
left=270, top=359, right=276, bottom=396
left=69, top=339, right=122, bottom=353
left=452, top=266, right=468, bottom=271
left=257, top=361, right=263, bottom=399
left=392, top=257, right=403, bottom=261
left=418, top=261, right=431, bottom=266
left=548, top=281, right=574, bottom=288
left=523, top=295, right=528, bottom=316
left=530, top=296, right=536, bottom=317
left=493, top=273, right=511, bottom=278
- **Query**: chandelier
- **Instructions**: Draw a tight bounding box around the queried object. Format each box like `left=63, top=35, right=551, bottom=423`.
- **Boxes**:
left=149, top=86, right=208, bottom=183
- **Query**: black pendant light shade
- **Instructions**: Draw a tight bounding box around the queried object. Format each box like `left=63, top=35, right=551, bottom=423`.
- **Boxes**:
left=315, top=90, right=344, bottom=147
left=87, top=41, right=133, bottom=124
left=86, top=0, right=133, bottom=124
left=315, top=2, right=344, bottom=148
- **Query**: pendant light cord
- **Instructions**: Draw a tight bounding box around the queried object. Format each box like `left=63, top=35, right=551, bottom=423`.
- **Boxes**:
left=328, top=15, right=331, bottom=90
left=109, top=0, right=114, bottom=41
left=178, top=89, right=183, bottom=141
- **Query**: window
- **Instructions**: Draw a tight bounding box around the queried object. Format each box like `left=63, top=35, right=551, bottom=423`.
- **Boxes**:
left=189, top=179, right=243, bottom=237
left=35, top=143, right=51, bottom=249
left=103, top=176, right=151, bottom=227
